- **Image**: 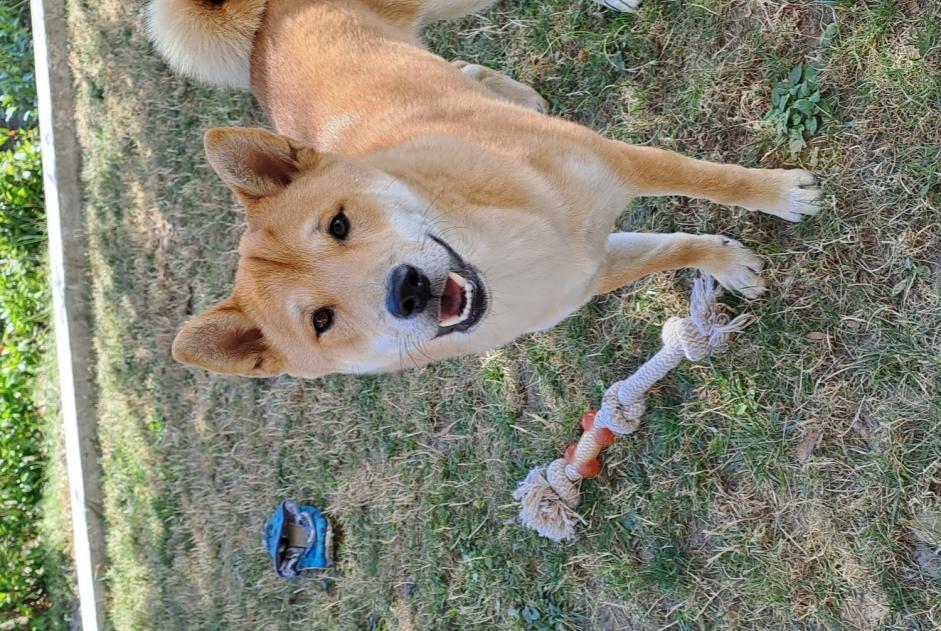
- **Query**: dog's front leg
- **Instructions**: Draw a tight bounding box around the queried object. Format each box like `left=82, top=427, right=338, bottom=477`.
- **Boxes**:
left=604, top=143, right=821, bottom=222
left=591, top=232, right=765, bottom=297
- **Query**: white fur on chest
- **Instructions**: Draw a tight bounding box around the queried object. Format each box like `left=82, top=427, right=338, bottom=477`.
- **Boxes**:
left=565, top=154, right=628, bottom=236
left=510, top=155, right=625, bottom=332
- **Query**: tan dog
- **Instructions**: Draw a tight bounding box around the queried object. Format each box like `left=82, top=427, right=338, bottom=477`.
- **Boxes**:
left=147, top=0, right=820, bottom=378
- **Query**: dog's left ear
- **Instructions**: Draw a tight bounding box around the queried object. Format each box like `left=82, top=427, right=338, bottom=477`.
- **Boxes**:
left=204, top=127, right=320, bottom=204
left=172, top=296, right=285, bottom=377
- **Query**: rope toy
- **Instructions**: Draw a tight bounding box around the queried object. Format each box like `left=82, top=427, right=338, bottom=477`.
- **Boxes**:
left=513, top=274, right=753, bottom=541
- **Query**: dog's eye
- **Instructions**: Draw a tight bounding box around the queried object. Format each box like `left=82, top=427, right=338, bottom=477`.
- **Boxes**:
left=312, top=308, right=334, bottom=334
left=328, top=210, right=349, bottom=240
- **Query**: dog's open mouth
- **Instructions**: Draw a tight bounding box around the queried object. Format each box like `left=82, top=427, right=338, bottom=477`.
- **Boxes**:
left=439, top=270, right=477, bottom=328
left=431, top=237, right=487, bottom=335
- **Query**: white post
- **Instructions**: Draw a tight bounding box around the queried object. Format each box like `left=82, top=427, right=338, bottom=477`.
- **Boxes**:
left=31, top=0, right=108, bottom=627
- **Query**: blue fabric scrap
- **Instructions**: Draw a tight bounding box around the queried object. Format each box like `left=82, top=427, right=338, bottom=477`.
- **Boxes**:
left=264, top=500, right=332, bottom=577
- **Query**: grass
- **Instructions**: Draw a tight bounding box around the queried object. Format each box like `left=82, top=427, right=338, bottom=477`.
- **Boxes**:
left=61, top=0, right=940, bottom=628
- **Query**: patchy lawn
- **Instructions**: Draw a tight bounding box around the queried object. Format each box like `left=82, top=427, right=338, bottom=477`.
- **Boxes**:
left=65, top=0, right=939, bottom=628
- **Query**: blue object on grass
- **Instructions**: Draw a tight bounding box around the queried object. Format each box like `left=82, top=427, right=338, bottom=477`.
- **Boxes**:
left=264, top=500, right=332, bottom=577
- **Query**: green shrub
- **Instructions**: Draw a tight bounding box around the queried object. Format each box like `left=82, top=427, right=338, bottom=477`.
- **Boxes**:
left=0, top=2, right=58, bottom=628
left=0, top=1, right=36, bottom=130
left=0, top=134, right=52, bottom=628
left=0, top=129, right=44, bottom=253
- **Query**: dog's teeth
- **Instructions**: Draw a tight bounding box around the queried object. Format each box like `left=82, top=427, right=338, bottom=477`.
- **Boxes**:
left=440, top=314, right=462, bottom=327
left=448, top=271, right=467, bottom=288
left=461, top=283, right=474, bottom=319
left=440, top=273, right=475, bottom=327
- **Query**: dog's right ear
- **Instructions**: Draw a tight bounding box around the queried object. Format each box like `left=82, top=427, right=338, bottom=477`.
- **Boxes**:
left=172, top=297, right=284, bottom=377
left=204, top=127, right=320, bottom=204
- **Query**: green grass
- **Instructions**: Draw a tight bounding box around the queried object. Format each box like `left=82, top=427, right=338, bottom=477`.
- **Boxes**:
left=63, top=0, right=941, bottom=628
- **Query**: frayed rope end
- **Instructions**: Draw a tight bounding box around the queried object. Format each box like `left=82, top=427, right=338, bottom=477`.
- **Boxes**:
left=689, top=273, right=755, bottom=350
left=513, top=466, right=584, bottom=542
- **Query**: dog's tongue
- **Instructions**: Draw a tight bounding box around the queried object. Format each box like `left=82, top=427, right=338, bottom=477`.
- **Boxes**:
left=439, top=275, right=463, bottom=321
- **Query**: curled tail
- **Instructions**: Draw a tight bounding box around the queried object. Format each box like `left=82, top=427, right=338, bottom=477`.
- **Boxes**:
left=145, top=0, right=267, bottom=89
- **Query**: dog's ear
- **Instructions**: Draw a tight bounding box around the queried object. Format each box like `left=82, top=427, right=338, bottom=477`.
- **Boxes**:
left=204, top=127, right=320, bottom=203
left=172, top=297, right=284, bottom=377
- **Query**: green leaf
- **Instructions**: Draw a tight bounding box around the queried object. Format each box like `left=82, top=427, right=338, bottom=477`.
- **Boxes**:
left=789, top=137, right=806, bottom=153
left=793, top=99, right=815, bottom=116
left=788, top=63, right=803, bottom=86
left=805, top=116, right=818, bottom=135
left=804, top=64, right=820, bottom=83
left=811, top=90, right=821, bottom=103
left=523, top=605, right=541, bottom=622
left=821, top=22, right=839, bottom=48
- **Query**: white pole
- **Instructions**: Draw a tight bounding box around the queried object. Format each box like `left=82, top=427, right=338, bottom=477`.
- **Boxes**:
left=30, top=0, right=108, bottom=627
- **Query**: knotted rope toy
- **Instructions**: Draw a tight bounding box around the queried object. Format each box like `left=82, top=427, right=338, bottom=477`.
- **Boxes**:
left=513, top=274, right=753, bottom=541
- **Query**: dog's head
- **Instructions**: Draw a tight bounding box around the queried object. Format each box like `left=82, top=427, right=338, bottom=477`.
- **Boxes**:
left=173, top=127, right=576, bottom=378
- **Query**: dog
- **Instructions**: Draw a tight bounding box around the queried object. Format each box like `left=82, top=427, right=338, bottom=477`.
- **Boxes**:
left=147, top=0, right=820, bottom=378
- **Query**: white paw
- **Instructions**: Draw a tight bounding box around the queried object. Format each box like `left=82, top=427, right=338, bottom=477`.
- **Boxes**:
left=454, top=61, right=548, bottom=113
left=520, top=93, right=549, bottom=114
left=712, top=238, right=766, bottom=299
left=758, top=170, right=822, bottom=222
left=592, top=0, right=640, bottom=12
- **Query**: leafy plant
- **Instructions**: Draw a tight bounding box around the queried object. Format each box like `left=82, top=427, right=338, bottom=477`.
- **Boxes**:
left=0, top=133, right=53, bottom=630
left=0, top=2, right=61, bottom=628
left=0, top=1, right=36, bottom=130
left=768, top=63, right=826, bottom=155
left=0, top=129, right=44, bottom=253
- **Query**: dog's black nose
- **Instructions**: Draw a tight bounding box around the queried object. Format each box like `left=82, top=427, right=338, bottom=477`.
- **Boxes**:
left=387, top=265, right=431, bottom=319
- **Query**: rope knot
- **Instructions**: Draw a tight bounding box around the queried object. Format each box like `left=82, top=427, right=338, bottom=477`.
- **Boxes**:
left=662, top=317, right=712, bottom=361
left=595, top=390, right=645, bottom=435
left=661, top=275, right=756, bottom=361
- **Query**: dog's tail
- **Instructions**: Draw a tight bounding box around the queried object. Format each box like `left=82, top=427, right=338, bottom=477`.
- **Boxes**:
left=145, top=0, right=267, bottom=89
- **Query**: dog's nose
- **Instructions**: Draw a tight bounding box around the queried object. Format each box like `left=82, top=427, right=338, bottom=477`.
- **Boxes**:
left=387, top=264, right=432, bottom=318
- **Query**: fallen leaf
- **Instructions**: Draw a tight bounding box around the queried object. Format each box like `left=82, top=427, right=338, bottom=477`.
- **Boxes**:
left=806, top=331, right=827, bottom=341
left=914, top=546, right=941, bottom=579
left=796, top=429, right=823, bottom=462
left=850, top=417, right=870, bottom=439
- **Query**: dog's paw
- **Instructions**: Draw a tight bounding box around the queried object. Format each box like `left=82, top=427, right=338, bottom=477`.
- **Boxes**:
left=710, top=238, right=766, bottom=299
left=453, top=61, right=548, bottom=113
left=754, top=169, right=822, bottom=222
left=592, top=0, right=640, bottom=12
